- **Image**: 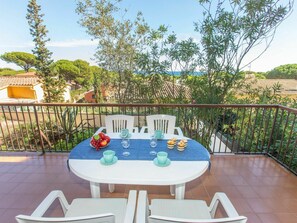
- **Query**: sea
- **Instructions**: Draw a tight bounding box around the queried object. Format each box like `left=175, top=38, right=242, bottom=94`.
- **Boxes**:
left=167, top=71, right=203, bottom=76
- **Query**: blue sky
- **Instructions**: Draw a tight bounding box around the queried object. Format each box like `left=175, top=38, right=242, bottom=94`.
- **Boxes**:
left=0, top=0, right=296, bottom=72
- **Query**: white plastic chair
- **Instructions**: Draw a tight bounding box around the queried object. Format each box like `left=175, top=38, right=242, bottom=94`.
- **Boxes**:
left=140, top=114, right=183, bottom=136
left=136, top=190, right=247, bottom=223
left=95, top=115, right=138, bottom=135
left=16, top=190, right=137, bottom=223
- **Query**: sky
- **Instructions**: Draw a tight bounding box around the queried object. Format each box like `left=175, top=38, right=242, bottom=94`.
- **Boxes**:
left=0, top=0, right=296, bottom=72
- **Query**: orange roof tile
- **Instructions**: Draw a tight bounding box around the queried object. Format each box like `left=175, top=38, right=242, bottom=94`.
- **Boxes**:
left=0, top=73, right=40, bottom=89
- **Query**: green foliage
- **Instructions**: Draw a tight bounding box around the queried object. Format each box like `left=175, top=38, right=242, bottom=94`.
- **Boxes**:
left=1, top=118, right=94, bottom=152
left=73, top=59, right=93, bottom=87
left=75, top=0, right=293, bottom=104
left=26, top=0, right=66, bottom=102
left=56, top=107, right=79, bottom=142
left=0, top=68, right=36, bottom=76
left=52, top=60, right=80, bottom=82
left=0, top=68, right=20, bottom=76
left=266, top=64, right=297, bottom=79
left=254, top=72, right=267, bottom=79
left=76, top=0, right=151, bottom=103
left=231, top=78, right=296, bottom=107
left=192, top=0, right=293, bottom=104
left=242, top=71, right=267, bottom=79
left=53, top=129, right=93, bottom=151
left=166, top=37, right=200, bottom=78
left=90, top=66, right=104, bottom=103
left=52, top=59, right=96, bottom=90
left=0, top=52, right=36, bottom=72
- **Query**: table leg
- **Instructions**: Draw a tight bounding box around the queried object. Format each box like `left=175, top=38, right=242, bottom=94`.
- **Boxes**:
left=175, top=183, right=185, bottom=200
left=170, top=185, right=175, bottom=196
left=108, top=184, right=115, bottom=193
left=90, top=182, right=100, bottom=198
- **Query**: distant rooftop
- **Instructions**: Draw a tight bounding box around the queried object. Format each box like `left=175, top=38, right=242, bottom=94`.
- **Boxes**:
left=0, top=72, right=39, bottom=89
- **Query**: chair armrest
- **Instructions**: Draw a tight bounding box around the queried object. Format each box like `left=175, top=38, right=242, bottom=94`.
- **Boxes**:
left=140, top=126, right=148, bottom=134
left=149, top=215, right=247, bottom=223
left=174, top=127, right=184, bottom=137
left=136, top=190, right=149, bottom=223
left=31, top=190, right=70, bottom=217
left=16, top=214, right=115, bottom=223
left=209, top=192, right=239, bottom=219
left=123, top=190, right=137, bottom=223
left=133, top=127, right=139, bottom=133
left=94, top=127, right=106, bottom=135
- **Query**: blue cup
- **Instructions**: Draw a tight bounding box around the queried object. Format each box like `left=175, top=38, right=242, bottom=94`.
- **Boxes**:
left=154, top=130, right=164, bottom=139
left=103, top=150, right=115, bottom=163
left=157, top=151, right=168, bottom=165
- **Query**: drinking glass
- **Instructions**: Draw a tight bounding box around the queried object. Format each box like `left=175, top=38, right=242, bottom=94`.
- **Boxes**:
left=121, top=138, right=130, bottom=156
left=149, top=135, right=157, bottom=155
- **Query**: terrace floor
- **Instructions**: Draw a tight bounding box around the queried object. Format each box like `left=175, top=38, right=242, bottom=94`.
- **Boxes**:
left=0, top=153, right=297, bottom=223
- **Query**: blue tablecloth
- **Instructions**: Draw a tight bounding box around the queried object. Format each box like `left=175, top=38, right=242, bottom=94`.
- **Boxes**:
left=69, top=138, right=210, bottom=162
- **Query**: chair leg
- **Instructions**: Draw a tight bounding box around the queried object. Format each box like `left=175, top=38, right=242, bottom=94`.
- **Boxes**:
left=175, top=183, right=185, bottom=199
left=170, top=185, right=175, bottom=196
left=109, top=184, right=115, bottom=193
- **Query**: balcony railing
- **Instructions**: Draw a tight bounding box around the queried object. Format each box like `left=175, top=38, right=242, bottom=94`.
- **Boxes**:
left=0, top=103, right=296, bottom=174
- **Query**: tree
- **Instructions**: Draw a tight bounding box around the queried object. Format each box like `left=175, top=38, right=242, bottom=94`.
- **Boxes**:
left=0, top=52, right=36, bottom=72
left=190, top=0, right=293, bottom=104
left=89, top=66, right=103, bottom=103
left=165, top=36, right=200, bottom=102
left=134, top=25, right=170, bottom=101
left=266, top=64, right=297, bottom=79
left=73, top=59, right=92, bottom=87
left=52, top=60, right=80, bottom=82
left=26, top=0, right=66, bottom=102
left=76, top=0, right=150, bottom=103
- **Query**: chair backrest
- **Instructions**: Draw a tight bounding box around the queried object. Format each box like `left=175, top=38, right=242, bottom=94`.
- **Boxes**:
left=146, top=115, right=176, bottom=134
left=148, top=215, right=248, bottom=223
left=16, top=213, right=115, bottom=223
left=105, top=115, right=135, bottom=133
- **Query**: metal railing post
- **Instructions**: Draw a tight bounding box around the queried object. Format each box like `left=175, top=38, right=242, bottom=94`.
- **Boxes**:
left=33, top=105, right=45, bottom=154
left=267, top=106, right=279, bottom=155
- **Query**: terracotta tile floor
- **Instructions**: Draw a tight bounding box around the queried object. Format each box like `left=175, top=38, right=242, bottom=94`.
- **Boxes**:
left=0, top=153, right=297, bottom=223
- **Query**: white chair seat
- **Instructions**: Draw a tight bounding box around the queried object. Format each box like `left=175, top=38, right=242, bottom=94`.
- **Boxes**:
left=136, top=191, right=247, bottom=223
left=66, top=198, right=128, bottom=222
left=150, top=199, right=211, bottom=219
left=16, top=190, right=137, bottom=223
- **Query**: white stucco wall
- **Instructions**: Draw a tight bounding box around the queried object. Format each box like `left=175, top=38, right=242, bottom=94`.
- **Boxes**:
left=63, top=85, right=71, bottom=102
left=33, top=84, right=44, bottom=102
left=30, top=84, right=71, bottom=102
left=0, top=88, right=8, bottom=99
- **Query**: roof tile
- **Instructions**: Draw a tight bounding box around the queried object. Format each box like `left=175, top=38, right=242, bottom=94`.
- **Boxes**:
left=0, top=73, right=40, bottom=89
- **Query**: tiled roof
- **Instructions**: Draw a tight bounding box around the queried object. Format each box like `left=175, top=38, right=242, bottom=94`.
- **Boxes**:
left=119, top=81, right=191, bottom=102
left=0, top=72, right=40, bottom=89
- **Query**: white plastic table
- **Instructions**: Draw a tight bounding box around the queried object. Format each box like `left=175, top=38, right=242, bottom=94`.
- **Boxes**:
left=68, top=133, right=209, bottom=200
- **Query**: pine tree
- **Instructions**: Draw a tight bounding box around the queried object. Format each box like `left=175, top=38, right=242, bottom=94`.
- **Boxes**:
left=26, top=0, right=66, bottom=102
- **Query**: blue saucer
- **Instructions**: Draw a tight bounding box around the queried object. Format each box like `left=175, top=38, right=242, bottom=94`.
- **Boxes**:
left=153, top=157, right=171, bottom=167
left=100, top=156, right=118, bottom=165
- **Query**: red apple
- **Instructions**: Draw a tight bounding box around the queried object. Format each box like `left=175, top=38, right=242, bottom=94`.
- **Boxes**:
left=99, top=140, right=108, bottom=147
left=105, top=135, right=111, bottom=143
left=99, top=132, right=106, bottom=140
